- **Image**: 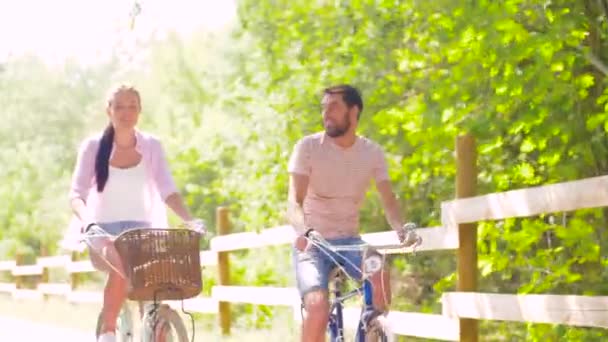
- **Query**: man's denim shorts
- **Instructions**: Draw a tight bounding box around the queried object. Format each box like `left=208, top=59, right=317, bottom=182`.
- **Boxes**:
left=292, top=237, right=365, bottom=297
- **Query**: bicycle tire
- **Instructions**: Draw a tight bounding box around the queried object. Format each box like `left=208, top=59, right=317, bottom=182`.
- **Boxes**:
left=142, top=304, right=189, bottom=342
left=95, top=304, right=134, bottom=342
left=363, top=327, right=388, bottom=342
left=356, top=316, right=393, bottom=342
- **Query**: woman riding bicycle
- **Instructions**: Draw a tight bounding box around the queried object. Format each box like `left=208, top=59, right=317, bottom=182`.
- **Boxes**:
left=65, top=84, right=200, bottom=342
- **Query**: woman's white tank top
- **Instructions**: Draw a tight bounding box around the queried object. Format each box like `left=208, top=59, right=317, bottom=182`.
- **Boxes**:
left=93, top=161, right=152, bottom=223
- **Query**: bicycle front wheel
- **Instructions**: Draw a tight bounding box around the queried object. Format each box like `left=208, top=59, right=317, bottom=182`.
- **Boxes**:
left=142, top=304, right=189, bottom=342
left=357, top=315, right=393, bottom=342
left=95, top=303, right=134, bottom=342
left=364, top=327, right=389, bottom=342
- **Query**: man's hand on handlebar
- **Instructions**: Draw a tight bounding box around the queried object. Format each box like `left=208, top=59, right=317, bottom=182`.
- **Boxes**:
left=295, top=228, right=323, bottom=252
left=397, top=222, right=422, bottom=248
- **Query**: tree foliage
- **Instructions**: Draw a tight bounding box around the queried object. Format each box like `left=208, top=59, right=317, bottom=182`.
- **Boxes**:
left=1, top=0, right=607, bottom=339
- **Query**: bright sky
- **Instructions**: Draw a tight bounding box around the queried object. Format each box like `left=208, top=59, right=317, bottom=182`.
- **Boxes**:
left=0, top=0, right=237, bottom=66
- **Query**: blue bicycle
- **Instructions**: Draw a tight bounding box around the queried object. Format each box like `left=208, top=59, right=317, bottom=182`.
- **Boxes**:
left=302, top=232, right=420, bottom=341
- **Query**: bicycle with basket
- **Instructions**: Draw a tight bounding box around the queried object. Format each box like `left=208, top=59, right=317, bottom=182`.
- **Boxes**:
left=83, top=224, right=205, bottom=342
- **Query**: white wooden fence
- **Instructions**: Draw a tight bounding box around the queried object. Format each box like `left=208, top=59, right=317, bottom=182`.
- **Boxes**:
left=2, top=138, right=607, bottom=341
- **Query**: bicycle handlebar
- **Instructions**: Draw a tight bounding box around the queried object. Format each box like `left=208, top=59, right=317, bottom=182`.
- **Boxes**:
left=305, top=228, right=422, bottom=253
left=80, top=221, right=207, bottom=240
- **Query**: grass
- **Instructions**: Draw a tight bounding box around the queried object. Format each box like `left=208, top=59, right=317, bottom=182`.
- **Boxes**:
left=0, top=294, right=299, bottom=341
left=0, top=290, right=445, bottom=341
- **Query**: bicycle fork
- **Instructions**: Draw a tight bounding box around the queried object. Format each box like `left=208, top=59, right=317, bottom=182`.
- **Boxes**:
left=356, top=280, right=380, bottom=342
left=329, top=273, right=346, bottom=342
left=328, top=300, right=345, bottom=341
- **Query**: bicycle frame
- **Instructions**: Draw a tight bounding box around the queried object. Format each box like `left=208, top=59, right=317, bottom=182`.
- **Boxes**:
left=327, top=275, right=376, bottom=342
left=299, top=227, right=420, bottom=341
left=308, top=240, right=415, bottom=341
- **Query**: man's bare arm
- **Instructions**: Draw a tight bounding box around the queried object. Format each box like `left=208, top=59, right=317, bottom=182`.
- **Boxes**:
left=375, top=179, right=404, bottom=231
left=376, top=179, right=421, bottom=246
left=287, top=173, right=310, bottom=235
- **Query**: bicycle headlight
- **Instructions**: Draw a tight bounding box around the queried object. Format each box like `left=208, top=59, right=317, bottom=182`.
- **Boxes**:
left=363, top=254, right=383, bottom=275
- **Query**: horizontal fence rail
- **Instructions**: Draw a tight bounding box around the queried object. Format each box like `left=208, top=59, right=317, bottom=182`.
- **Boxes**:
left=442, top=292, right=608, bottom=329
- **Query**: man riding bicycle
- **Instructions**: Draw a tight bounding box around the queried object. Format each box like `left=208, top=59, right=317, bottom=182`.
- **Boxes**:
left=287, top=84, right=421, bottom=342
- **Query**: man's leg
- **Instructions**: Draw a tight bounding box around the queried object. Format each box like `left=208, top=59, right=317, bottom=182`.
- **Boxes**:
left=369, top=259, right=391, bottom=311
left=367, top=261, right=395, bottom=342
left=293, top=247, right=332, bottom=342
left=302, top=290, right=330, bottom=342
left=361, top=248, right=391, bottom=311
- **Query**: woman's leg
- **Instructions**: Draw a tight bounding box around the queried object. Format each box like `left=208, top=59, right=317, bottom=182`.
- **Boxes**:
left=100, top=267, right=127, bottom=333
left=89, top=237, right=128, bottom=334
left=90, top=220, right=149, bottom=335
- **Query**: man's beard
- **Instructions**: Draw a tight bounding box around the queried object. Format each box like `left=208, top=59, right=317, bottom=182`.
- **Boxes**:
left=324, top=114, right=351, bottom=138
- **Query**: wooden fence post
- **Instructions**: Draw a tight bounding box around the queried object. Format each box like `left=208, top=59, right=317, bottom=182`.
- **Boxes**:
left=70, top=251, right=79, bottom=291
left=40, top=245, right=49, bottom=300
left=40, top=246, right=48, bottom=283
left=14, top=253, right=24, bottom=290
left=217, top=207, right=231, bottom=335
left=456, top=134, right=478, bottom=342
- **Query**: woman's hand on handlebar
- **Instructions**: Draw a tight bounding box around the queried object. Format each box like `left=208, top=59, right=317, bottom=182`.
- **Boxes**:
left=183, top=218, right=207, bottom=235
left=82, top=222, right=101, bottom=234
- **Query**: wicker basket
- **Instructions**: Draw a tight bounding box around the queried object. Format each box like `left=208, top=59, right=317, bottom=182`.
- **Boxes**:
left=114, top=228, right=203, bottom=301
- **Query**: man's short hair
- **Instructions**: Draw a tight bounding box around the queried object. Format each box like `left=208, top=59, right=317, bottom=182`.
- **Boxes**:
left=323, top=84, right=363, bottom=119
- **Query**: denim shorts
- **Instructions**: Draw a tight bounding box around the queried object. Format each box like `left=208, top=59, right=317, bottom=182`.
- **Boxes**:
left=293, top=237, right=365, bottom=297
left=97, top=220, right=150, bottom=236
left=87, top=221, right=150, bottom=272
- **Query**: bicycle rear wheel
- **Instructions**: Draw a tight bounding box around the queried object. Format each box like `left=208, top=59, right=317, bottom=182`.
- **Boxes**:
left=142, top=304, right=189, bottom=342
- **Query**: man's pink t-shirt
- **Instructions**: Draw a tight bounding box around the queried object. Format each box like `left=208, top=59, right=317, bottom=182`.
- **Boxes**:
left=288, top=132, right=389, bottom=239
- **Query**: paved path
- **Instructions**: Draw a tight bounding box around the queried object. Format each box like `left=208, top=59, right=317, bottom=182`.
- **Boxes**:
left=0, top=316, right=94, bottom=341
